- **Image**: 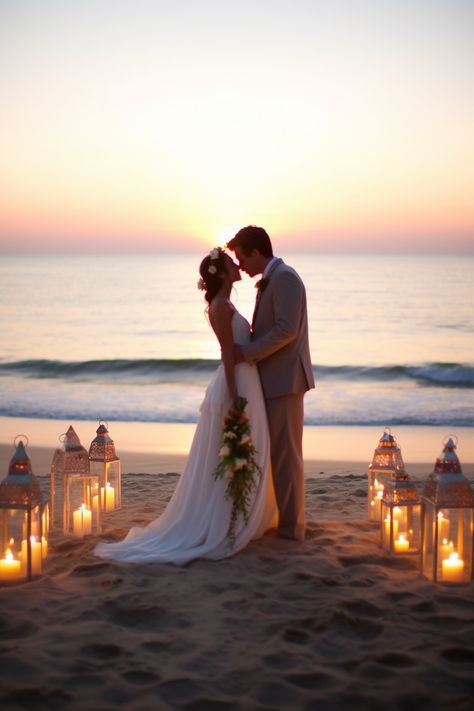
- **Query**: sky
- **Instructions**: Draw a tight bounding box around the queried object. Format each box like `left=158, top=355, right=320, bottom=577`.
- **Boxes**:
left=0, top=0, right=473, bottom=254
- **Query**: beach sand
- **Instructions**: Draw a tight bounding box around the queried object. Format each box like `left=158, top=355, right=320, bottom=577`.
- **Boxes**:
left=0, top=446, right=473, bottom=710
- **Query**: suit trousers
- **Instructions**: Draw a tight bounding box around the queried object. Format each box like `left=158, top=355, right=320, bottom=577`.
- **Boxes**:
left=265, top=393, right=305, bottom=540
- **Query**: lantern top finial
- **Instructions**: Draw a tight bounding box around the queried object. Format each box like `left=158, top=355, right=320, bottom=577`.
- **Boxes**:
left=60, top=426, right=83, bottom=451
left=52, top=426, right=90, bottom=475
left=369, top=427, right=404, bottom=472
left=89, top=421, right=119, bottom=463
left=382, top=467, right=420, bottom=505
left=422, top=436, right=474, bottom=507
left=434, top=435, right=461, bottom=474
left=0, top=436, right=43, bottom=506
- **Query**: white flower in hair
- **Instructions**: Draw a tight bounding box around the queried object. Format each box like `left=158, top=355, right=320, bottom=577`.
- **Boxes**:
left=209, top=247, right=220, bottom=260
left=208, top=265, right=217, bottom=274
left=197, top=278, right=206, bottom=290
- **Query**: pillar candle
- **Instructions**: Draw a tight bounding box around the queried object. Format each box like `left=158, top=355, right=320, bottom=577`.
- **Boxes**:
left=73, top=504, right=92, bottom=537
left=21, top=537, right=42, bottom=575
left=393, top=534, right=410, bottom=554
left=101, top=483, right=115, bottom=512
left=0, top=549, right=22, bottom=581
left=441, top=552, right=464, bottom=583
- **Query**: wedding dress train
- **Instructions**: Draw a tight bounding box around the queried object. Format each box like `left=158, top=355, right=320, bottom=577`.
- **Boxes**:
left=95, top=312, right=277, bottom=565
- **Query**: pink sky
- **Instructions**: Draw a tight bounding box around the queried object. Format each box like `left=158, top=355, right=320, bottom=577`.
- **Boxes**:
left=0, top=0, right=473, bottom=253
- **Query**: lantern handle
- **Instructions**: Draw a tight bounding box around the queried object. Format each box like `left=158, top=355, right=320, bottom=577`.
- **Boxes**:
left=13, top=434, right=29, bottom=449
left=384, top=426, right=392, bottom=434
left=59, top=433, right=67, bottom=443
left=443, top=434, right=458, bottom=447
left=99, top=420, right=109, bottom=429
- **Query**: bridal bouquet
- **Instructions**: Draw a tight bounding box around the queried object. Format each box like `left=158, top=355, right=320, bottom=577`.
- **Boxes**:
left=214, top=396, right=261, bottom=542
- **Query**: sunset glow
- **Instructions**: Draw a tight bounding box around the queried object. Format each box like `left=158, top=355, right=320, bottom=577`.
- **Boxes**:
left=0, top=0, right=473, bottom=253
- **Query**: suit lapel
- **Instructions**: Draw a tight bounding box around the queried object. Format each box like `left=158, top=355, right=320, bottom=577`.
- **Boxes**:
left=251, top=258, right=283, bottom=330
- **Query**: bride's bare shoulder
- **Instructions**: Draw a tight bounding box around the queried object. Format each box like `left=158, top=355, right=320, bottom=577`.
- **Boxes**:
left=209, top=297, right=234, bottom=326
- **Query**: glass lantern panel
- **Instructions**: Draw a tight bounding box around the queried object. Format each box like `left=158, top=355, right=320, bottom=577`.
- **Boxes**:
left=437, top=508, right=473, bottom=584
left=1, top=509, right=26, bottom=581
left=393, top=504, right=421, bottom=554
left=51, top=467, right=66, bottom=529
left=382, top=503, right=421, bottom=554
left=422, top=504, right=436, bottom=579
left=368, top=472, right=386, bottom=519
left=381, top=502, right=393, bottom=550
left=64, top=477, right=101, bottom=536
left=0, top=506, right=42, bottom=581
left=369, top=484, right=384, bottom=522
left=90, top=461, right=121, bottom=511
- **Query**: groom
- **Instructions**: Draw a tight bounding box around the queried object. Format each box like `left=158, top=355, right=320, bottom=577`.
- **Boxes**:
left=228, top=226, right=314, bottom=540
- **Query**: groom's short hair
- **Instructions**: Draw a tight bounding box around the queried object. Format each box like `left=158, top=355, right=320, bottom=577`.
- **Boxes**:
left=228, top=226, right=273, bottom=258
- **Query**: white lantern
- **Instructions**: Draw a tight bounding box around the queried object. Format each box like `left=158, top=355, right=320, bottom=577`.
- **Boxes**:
left=0, top=437, right=48, bottom=583
left=421, top=436, right=474, bottom=584
left=50, top=426, right=101, bottom=536
left=89, top=422, right=121, bottom=512
left=381, top=468, right=422, bottom=555
left=368, top=427, right=404, bottom=522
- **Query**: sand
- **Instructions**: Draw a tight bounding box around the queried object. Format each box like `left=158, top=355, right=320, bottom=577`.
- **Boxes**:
left=1, top=448, right=473, bottom=710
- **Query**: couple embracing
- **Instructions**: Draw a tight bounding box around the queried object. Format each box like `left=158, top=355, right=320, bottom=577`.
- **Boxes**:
left=96, top=226, right=314, bottom=565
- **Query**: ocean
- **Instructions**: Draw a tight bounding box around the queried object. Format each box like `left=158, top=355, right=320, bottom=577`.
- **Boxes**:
left=1, top=252, right=473, bottom=431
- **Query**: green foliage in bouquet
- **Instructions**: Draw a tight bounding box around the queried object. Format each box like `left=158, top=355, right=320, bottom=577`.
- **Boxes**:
left=213, top=396, right=261, bottom=542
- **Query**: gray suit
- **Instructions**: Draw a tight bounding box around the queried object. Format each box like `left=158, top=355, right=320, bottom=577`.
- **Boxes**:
left=242, top=258, right=314, bottom=539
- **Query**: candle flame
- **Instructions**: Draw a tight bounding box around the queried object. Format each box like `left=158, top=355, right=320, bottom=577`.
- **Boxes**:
left=449, top=552, right=459, bottom=561
left=5, top=548, right=13, bottom=561
left=398, top=535, right=406, bottom=542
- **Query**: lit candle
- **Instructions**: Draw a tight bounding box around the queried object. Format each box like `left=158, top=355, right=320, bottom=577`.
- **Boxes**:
left=92, top=494, right=99, bottom=514
left=21, top=536, right=42, bottom=575
left=101, top=483, right=115, bottom=512
left=437, top=512, right=450, bottom=541
left=0, top=549, right=22, bottom=581
left=441, top=552, right=465, bottom=583
left=384, top=515, right=399, bottom=542
left=393, top=534, right=410, bottom=554
left=41, top=536, right=48, bottom=559
left=73, top=504, right=92, bottom=537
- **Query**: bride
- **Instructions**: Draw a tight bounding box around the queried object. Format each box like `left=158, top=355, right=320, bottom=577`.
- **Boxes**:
left=95, top=248, right=277, bottom=565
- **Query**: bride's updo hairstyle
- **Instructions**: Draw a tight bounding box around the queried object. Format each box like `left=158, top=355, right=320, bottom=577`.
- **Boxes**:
left=198, top=248, right=227, bottom=305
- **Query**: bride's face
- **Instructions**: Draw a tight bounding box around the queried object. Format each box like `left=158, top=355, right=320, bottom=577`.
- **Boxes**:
left=224, top=255, right=241, bottom=284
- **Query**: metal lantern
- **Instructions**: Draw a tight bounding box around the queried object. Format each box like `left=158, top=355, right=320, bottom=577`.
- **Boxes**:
left=368, top=427, right=405, bottom=521
left=89, top=422, right=121, bottom=512
left=0, top=437, right=48, bottom=582
left=421, top=436, right=474, bottom=584
left=50, top=426, right=101, bottom=537
left=381, top=468, right=422, bottom=555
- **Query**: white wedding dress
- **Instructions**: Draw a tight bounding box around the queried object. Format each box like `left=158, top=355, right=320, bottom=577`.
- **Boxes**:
left=95, top=312, right=277, bottom=565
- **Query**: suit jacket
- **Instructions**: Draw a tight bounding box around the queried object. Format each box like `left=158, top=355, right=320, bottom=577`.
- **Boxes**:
left=242, top=258, right=315, bottom=399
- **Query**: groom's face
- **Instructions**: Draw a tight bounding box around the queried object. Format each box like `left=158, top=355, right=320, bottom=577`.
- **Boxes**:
left=234, top=247, right=262, bottom=278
